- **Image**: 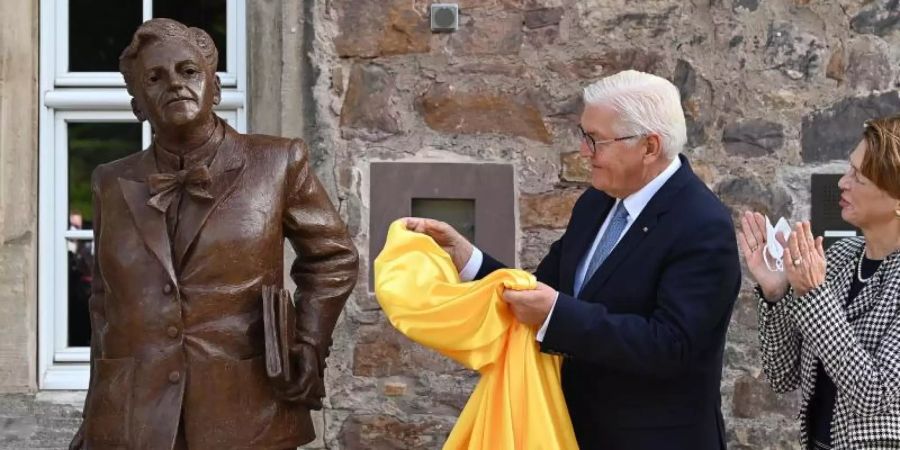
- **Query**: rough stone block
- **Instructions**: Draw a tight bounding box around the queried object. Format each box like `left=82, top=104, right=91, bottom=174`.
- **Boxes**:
left=801, top=91, right=900, bottom=163
left=352, top=322, right=463, bottom=378
left=673, top=59, right=714, bottom=148
left=338, top=414, right=453, bottom=450
left=340, top=63, right=401, bottom=141
left=850, top=0, right=900, bottom=37
left=333, top=0, right=430, bottom=57
left=524, top=7, right=563, bottom=29
left=560, top=151, right=591, bottom=184
left=764, top=23, right=825, bottom=80
left=449, top=13, right=524, bottom=56
left=825, top=44, right=844, bottom=82
left=520, top=189, right=583, bottom=229
left=732, top=374, right=799, bottom=419
left=417, top=84, right=552, bottom=143
left=521, top=229, right=564, bottom=272
left=549, top=48, right=666, bottom=80
left=845, top=37, right=893, bottom=92
left=722, top=119, right=785, bottom=158
left=715, top=177, right=793, bottom=221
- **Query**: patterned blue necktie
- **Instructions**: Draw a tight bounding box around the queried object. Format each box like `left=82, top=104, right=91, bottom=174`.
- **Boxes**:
left=577, top=201, right=630, bottom=296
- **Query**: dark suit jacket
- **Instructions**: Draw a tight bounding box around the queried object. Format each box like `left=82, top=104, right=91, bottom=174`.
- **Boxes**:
left=478, top=156, right=740, bottom=450
left=81, top=121, right=358, bottom=450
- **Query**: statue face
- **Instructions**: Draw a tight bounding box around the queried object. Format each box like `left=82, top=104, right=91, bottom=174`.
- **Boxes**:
left=132, top=39, right=219, bottom=129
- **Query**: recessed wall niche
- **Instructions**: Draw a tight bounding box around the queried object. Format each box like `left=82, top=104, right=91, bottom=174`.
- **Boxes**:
left=368, top=162, right=516, bottom=289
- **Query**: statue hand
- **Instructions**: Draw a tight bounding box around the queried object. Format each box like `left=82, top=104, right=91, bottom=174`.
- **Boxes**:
left=69, top=422, right=86, bottom=450
left=273, top=343, right=326, bottom=410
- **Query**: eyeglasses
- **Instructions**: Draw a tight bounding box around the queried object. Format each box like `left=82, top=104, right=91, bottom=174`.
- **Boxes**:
left=578, top=125, right=642, bottom=155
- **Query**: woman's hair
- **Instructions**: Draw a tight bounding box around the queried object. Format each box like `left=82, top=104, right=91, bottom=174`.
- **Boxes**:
left=861, top=116, right=900, bottom=199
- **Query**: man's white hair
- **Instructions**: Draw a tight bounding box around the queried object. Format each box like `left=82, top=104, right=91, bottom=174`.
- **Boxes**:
left=583, top=70, right=687, bottom=159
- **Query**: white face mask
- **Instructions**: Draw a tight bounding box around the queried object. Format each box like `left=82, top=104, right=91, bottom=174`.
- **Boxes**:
left=764, top=216, right=792, bottom=272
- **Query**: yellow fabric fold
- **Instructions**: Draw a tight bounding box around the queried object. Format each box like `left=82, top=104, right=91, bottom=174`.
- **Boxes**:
left=374, top=220, right=578, bottom=450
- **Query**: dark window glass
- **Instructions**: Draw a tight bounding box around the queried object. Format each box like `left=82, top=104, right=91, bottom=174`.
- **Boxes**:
left=67, top=122, right=141, bottom=347
left=69, top=0, right=143, bottom=72
left=411, top=199, right=476, bottom=242
left=153, top=0, right=227, bottom=72
left=67, top=237, right=94, bottom=347
left=68, top=122, right=141, bottom=227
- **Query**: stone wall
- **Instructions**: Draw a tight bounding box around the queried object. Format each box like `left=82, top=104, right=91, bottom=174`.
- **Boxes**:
left=0, top=0, right=38, bottom=394
left=309, top=0, right=900, bottom=449
left=2, top=0, right=899, bottom=449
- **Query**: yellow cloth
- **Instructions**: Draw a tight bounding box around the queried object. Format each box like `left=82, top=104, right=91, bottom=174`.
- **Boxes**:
left=374, top=220, right=578, bottom=450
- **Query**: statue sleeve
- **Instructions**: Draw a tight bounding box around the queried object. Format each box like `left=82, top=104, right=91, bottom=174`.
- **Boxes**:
left=82, top=170, right=109, bottom=422
left=282, top=138, right=359, bottom=376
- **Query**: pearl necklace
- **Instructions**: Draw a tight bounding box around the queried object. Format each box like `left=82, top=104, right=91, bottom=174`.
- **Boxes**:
left=857, top=247, right=876, bottom=283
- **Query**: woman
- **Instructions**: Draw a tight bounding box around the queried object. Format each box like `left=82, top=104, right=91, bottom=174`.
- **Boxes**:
left=739, top=115, right=900, bottom=450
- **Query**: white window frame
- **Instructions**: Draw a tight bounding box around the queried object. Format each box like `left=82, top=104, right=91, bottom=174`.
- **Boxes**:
left=38, top=0, right=247, bottom=390
left=53, top=0, right=242, bottom=88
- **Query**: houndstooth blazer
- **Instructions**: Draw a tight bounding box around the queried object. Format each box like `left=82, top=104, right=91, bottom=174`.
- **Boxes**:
left=758, top=237, right=900, bottom=450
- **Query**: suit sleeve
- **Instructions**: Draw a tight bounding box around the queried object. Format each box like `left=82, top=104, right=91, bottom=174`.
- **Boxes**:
left=476, top=236, right=564, bottom=291
left=283, top=139, right=359, bottom=372
left=539, top=216, right=740, bottom=378
left=757, top=289, right=802, bottom=393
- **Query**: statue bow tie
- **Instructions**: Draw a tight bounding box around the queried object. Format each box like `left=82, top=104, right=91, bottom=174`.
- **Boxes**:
left=147, top=165, right=214, bottom=213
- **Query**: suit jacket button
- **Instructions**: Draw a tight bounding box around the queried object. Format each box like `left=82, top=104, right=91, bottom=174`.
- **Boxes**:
left=163, top=283, right=174, bottom=295
left=168, top=371, right=181, bottom=383
left=167, top=326, right=179, bottom=338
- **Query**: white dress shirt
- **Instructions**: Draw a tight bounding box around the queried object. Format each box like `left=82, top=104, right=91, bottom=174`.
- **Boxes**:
left=460, top=156, right=682, bottom=342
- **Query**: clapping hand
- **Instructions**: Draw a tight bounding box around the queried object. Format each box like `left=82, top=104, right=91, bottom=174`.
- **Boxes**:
left=780, top=221, right=826, bottom=298
left=737, top=211, right=790, bottom=302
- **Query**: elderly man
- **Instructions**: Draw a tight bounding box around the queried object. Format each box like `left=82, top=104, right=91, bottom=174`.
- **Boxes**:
left=407, top=70, right=740, bottom=449
left=70, top=19, right=358, bottom=450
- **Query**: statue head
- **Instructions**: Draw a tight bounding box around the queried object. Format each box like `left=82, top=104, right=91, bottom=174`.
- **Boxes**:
left=119, top=18, right=221, bottom=131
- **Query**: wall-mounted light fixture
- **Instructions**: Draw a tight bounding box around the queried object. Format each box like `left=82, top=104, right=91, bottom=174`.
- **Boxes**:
left=431, top=3, right=459, bottom=32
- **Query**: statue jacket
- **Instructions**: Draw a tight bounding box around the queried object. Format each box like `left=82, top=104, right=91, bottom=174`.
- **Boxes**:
left=80, top=120, right=358, bottom=450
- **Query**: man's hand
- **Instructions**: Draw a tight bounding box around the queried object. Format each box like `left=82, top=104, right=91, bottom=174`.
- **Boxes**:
left=502, top=282, right=557, bottom=326
left=403, top=217, right=474, bottom=272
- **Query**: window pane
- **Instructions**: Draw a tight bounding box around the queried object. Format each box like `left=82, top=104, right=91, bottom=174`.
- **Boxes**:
left=411, top=199, right=476, bottom=242
left=67, top=122, right=140, bottom=347
left=69, top=0, right=143, bottom=72
left=68, top=122, right=141, bottom=228
left=67, top=238, right=93, bottom=347
left=153, top=0, right=227, bottom=72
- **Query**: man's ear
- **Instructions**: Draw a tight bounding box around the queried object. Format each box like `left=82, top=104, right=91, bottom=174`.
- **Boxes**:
left=643, top=134, right=663, bottom=162
left=131, top=98, right=147, bottom=122
left=213, top=74, right=222, bottom=106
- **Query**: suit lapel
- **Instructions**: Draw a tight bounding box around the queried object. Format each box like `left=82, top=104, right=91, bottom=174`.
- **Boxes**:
left=560, top=193, right=613, bottom=295
left=119, top=150, right=177, bottom=284
left=173, top=127, right=245, bottom=268
left=578, top=156, right=694, bottom=300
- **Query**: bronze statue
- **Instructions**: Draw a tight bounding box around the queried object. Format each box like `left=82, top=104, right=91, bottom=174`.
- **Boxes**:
left=70, top=18, right=358, bottom=450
